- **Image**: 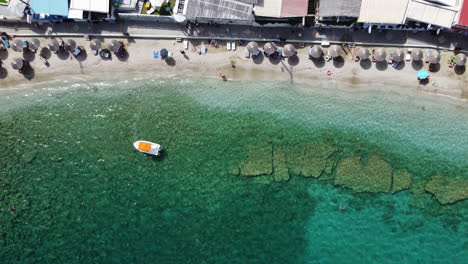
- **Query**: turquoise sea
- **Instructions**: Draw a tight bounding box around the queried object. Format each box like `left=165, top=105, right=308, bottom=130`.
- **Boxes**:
left=0, top=77, right=467, bottom=263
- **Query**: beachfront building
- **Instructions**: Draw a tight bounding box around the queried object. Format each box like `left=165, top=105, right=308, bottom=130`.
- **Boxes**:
left=172, top=0, right=254, bottom=24
left=253, top=0, right=308, bottom=18
left=68, top=0, right=111, bottom=21
left=0, top=0, right=28, bottom=21
left=358, top=0, right=408, bottom=27
left=316, top=0, right=362, bottom=23
left=253, top=0, right=310, bottom=25
left=29, top=0, right=69, bottom=20
left=453, top=0, right=468, bottom=29
left=405, top=0, right=463, bottom=29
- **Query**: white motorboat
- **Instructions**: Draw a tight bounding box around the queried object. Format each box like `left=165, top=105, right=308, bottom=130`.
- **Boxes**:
left=133, top=140, right=161, bottom=156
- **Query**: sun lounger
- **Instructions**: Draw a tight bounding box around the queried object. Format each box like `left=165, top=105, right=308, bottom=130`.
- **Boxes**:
left=226, top=41, right=231, bottom=51
left=183, top=40, right=188, bottom=50
left=201, top=45, right=207, bottom=54
left=153, top=51, right=159, bottom=59
left=405, top=54, right=411, bottom=61
left=232, top=41, right=236, bottom=51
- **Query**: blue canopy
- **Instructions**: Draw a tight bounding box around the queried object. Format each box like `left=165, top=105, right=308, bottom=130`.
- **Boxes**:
left=30, top=0, right=69, bottom=17
left=417, top=70, right=429, bottom=79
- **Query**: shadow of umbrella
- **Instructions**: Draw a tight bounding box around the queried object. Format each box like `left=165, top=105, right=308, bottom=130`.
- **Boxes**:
left=253, top=53, right=264, bottom=64
left=0, top=48, right=8, bottom=60
left=376, top=61, right=388, bottom=71
left=454, top=65, right=466, bottom=75
left=117, top=48, right=129, bottom=62
left=40, top=47, right=51, bottom=60
left=22, top=65, right=35, bottom=80
left=75, top=48, right=88, bottom=62
left=268, top=54, right=282, bottom=65
left=287, top=55, right=300, bottom=66
left=411, top=60, right=423, bottom=70
left=0, top=67, right=7, bottom=79
left=333, top=56, right=345, bottom=68
left=359, top=59, right=372, bottom=70
left=23, top=49, right=36, bottom=62
left=311, top=57, right=325, bottom=68
left=429, top=63, right=440, bottom=72
left=165, top=57, right=176, bottom=66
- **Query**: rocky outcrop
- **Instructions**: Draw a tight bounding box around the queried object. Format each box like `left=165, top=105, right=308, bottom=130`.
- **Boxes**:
left=391, top=170, right=412, bottom=193
left=425, top=175, right=468, bottom=205
left=239, top=142, right=273, bottom=177
left=301, top=142, right=337, bottom=178
left=335, top=155, right=393, bottom=193
left=273, top=148, right=290, bottom=182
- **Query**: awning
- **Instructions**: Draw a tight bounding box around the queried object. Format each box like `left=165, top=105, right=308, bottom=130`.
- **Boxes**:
left=406, top=0, right=458, bottom=28
left=30, top=0, right=69, bottom=16
left=70, top=0, right=109, bottom=14
left=68, top=9, right=84, bottom=19
left=358, top=0, right=409, bottom=24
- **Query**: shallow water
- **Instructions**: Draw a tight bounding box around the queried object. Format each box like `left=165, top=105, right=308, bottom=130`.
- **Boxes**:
left=0, top=77, right=467, bottom=263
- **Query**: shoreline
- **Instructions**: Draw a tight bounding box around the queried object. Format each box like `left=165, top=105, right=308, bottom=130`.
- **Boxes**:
left=0, top=38, right=467, bottom=101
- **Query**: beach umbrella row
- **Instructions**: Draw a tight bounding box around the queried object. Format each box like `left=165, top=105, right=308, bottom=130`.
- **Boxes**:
left=108, top=40, right=121, bottom=53
left=282, top=44, right=296, bottom=57
left=328, top=45, right=342, bottom=58
left=11, top=58, right=24, bottom=70
left=456, top=53, right=467, bottom=66
left=358, top=48, right=370, bottom=60
left=11, top=39, right=41, bottom=52
left=374, top=48, right=386, bottom=62
left=309, top=46, right=323, bottom=59
left=412, top=49, right=423, bottom=61
left=392, top=49, right=404, bottom=62
left=246, top=41, right=259, bottom=54
left=90, top=39, right=102, bottom=51
left=263, top=42, right=276, bottom=55
left=48, top=39, right=60, bottom=52
left=428, top=51, right=441, bottom=64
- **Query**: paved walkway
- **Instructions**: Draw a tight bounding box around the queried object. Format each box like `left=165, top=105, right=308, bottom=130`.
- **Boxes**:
left=1, top=20, right=467, bottom=51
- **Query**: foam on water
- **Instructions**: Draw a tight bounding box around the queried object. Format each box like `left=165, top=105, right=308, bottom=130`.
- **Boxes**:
left=0, top=77, right=466, bottom=263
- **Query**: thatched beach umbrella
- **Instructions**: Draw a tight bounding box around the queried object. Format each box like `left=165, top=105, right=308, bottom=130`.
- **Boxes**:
left=108, top=40, right=121, bottom=53
left=428, top=51, right=441, bottom=64
left=65, top=39, right=76, bottom=52
left=392, top=49, right=404, bottom=62
left=29, top=38, right=41, bottom=51
left=455, top=53, right=467, bottom=66
left=246, top=41, right=259, bottom=54
left=48, top=39, right=60, bottom=52
left=11, top=39, right=24, bottom=52
left=90, top=39, right=102, bottom=51
left=357, top=48, right=370, bottom=60
left=282, top=44, right=296, bottom=57
left=263, top=42, right=276, bottom=55
left=11, top=58, right=24, bottom=70
left=308, top=46, right=323, bottom=59
left=374, top=48, right=386, bottom=62
left=411, top=49, right=423, bottom=61
left=328, top=45, right=342, bottom=58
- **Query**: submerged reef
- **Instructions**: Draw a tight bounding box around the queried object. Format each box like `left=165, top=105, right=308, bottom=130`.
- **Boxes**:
left=232, top=140, right=468, bottom=206
left=335, top=155, right=393, bottom=193
left=425, top=175, right=468, bottom=204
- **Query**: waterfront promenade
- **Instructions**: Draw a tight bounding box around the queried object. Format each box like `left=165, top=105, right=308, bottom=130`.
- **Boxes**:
left=1, top=20, right=468, bottom=51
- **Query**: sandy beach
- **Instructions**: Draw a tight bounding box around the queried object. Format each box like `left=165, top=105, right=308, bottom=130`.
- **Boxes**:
left=1, top=37, right=467, bottom=100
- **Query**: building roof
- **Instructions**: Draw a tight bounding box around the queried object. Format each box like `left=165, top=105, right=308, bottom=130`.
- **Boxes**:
left=358, top=0, right=409, bottom=24
left=458, top=0, right=468, bottom=27
left=185, top=0, right=253, bottom=21
left=70, top=0, right=110, bottom=14
left=254, top=0, right=307, bottom=17
left=406, top=0, right=459, bottom=28
left=30, top=0, right=69, bottom=16
left=318, top=0, right=362, bottom=17
left=0, top=0, right=28, bottom=19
